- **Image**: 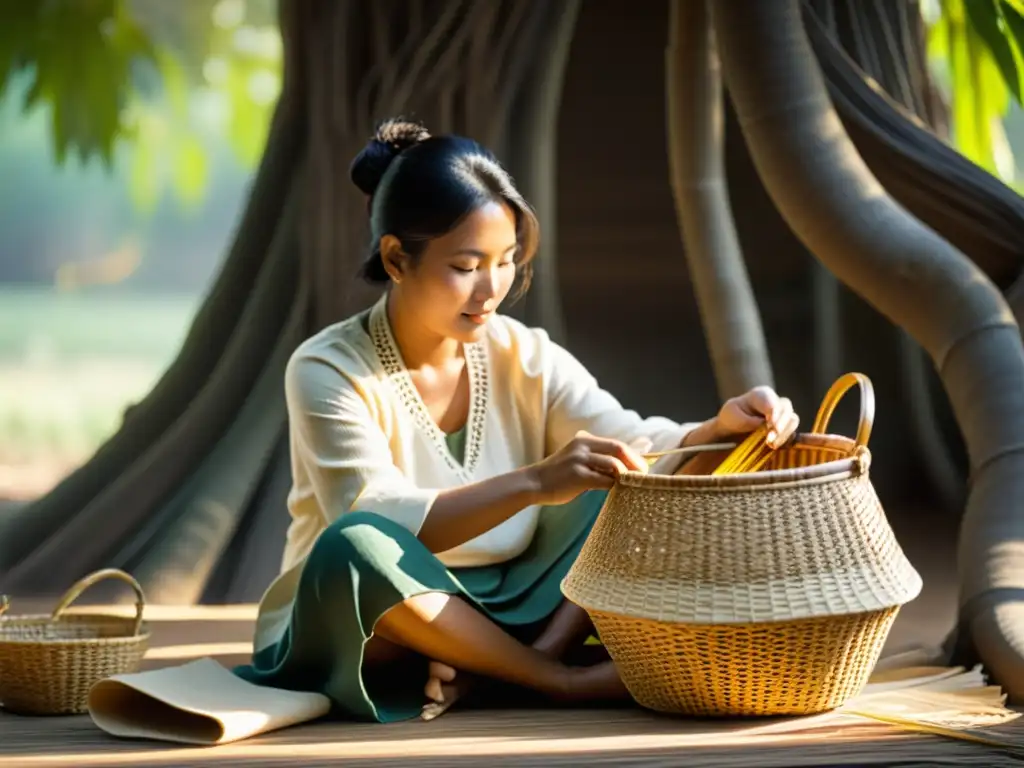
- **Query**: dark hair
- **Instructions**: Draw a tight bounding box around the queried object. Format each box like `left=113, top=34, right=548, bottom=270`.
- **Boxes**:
left=348, top=117, right=539, bottom=298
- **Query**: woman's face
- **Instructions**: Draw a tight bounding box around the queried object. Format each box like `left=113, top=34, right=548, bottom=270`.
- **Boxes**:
left=386, top=200, right=519, bottom=344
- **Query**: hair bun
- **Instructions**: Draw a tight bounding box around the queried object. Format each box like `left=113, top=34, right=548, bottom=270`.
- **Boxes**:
left=350, top=117, right=430, bottom=197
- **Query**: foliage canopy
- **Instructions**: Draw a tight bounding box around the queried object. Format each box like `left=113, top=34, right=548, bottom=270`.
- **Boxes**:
left=0, top=0, right=281, bottom=211
left=1, top=0, right=1022, bottom=203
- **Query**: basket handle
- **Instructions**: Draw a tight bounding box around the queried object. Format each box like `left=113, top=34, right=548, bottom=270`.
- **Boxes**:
left=811, top=372, right=875, bottom=448
left=50, top=568, right=146, bottom=636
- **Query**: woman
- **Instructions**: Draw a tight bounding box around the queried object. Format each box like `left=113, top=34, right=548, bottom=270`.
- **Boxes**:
left=234, top=118, right=800, bottom=723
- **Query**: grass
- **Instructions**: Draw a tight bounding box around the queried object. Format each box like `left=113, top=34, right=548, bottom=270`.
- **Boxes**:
left=0, top=286, right=200, bottom=499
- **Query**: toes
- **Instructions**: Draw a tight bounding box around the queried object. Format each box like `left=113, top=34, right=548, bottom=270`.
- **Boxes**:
left=421, top=699, right=455, bottom=721
left=424, top=660, right=459, bottom=703
left=428, top=660, right=457, bottom=683
left=424, top=676, right=445, bottom=703
left=421, top=683, right=461, bottom=721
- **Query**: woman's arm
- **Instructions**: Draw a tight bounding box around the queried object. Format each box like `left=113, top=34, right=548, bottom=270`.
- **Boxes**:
left=417, top=468, right=540, bottom=552
left=287, top=354, right=441, bottom=534
left=540, top=334, right=798, bottom=468
left=420, top=432, right=645, bottom=552
left=287, top=352, right=637, bottom=554
left=542, top=338, right=702, bottom=455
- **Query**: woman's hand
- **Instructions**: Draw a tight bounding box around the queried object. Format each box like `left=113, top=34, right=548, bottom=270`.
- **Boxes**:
left=527, top=431, right=648, bottom=506
left=713, top=385, right=799, bottom=449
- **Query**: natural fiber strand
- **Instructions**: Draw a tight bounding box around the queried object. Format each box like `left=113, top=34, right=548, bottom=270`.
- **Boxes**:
left=712, top=424, right=774, bottom=474
left=839, top=663, right=1022, bottom=748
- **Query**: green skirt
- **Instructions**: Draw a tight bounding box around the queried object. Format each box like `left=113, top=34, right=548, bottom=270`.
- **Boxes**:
left=233, top=490, right=607, bottom=723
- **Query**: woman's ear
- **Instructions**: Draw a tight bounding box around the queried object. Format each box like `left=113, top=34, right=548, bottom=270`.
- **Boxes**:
left=379, top=235, right=406, bottom=283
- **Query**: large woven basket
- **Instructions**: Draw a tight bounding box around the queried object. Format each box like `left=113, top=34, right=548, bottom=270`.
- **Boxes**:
left=0, top=568, right=150, bottom=715
left=562, top=373, right=922, bottom=717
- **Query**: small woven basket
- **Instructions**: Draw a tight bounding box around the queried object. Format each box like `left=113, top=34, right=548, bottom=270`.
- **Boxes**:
left=0, top=568, right=150, bottom=715
left=562, top=373, right=922, bottom=717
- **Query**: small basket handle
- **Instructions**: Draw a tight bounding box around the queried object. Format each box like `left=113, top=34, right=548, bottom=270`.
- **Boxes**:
left=811, top=372, right=875, bottom=448
left=50, top=568, right=146, bottom=637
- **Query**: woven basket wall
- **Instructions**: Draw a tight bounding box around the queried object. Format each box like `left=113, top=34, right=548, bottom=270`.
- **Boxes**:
left=562, top=375, right=923, bottom=717
left=0, top=569, right=149, bottom=715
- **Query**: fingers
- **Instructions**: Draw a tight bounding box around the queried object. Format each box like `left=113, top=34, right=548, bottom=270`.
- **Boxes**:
left=576, top=464, right=616, bottom=489
left=586, top=452, right=631, bottom=479
left=773, top=409, right=800, bottom=448
left=733, top=388, right=799, bottom=449
left=740, top=386, right=780, bottom=419
left=574, top=431, right=647, bottom=472
left=628, top=436, right=654, bottom=455
left=764, top=396, right=794, bottom=448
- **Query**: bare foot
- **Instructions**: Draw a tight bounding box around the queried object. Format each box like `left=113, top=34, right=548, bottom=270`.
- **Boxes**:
left=419, top=605, right=616, bottom=720
left=421, top=660, right=479, bottom=721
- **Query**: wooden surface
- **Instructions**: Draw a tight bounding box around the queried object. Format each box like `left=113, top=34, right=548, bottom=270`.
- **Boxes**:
left=1, top=604, right=1023, bottom=767
left=4, top=705, right=1024, bottom=767
left=0, top=500, right=989, bottom=767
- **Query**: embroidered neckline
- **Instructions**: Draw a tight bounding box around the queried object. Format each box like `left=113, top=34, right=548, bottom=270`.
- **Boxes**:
left=368, top=296, right=489, bottom=478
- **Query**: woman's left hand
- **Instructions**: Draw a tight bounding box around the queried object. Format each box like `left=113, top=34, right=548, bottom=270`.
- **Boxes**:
left=715, top=386, right=799, bottom=449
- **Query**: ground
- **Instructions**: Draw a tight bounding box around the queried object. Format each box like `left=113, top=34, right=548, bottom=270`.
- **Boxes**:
left=0, top=287, right=197, bottom=500
left=4, top=501, right=1022, bottom=766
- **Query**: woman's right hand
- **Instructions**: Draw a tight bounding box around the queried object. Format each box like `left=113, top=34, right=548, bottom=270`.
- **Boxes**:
left=527, top=431, right=649, bottom=506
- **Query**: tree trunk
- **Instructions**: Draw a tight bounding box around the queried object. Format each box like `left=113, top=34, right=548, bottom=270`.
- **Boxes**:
left=713, top=0, right=1024, bottom=700
left=804, top=1, right=1024, bottom=515
left=665, top=0, right=773, bottom=401
left=804, top=1, right=966, bottom=514
left=805, top=4, right=1024, bottom=289
left=0, top=93, right=304, bottom=578
left=501, top=0, right=581, bottom=343
left=0, top=0, right=581, bottom=603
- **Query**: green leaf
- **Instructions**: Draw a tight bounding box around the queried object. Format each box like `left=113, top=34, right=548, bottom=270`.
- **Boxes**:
left=128, top=131, right=162, bottom=212
left=225, top=61, right=271, bottom=167
left=929, top=9, right=952, bottom=61
left=3, top=0, right=158, bottom=167
left=156, top=49, right=190, bottom=120
left=0, top=4, right=41, bottom=94
left=171, top=132, right=209, bottom=207
left=966, top=0, right=1023, bottom=102
left=933, top=0, right=1017, bottom=178
left=1001, top=2, right=1024, bottom=69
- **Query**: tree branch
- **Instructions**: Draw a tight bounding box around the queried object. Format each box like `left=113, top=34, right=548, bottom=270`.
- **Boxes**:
left=488, top=1, right=552, bottom=147
left=388, top=0, right=469, bottom=117
left=363, top=0, right=424, bottom=127
left=330, top=0, right=356, bottom=136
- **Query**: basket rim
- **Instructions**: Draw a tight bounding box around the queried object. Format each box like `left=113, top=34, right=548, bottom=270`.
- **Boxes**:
left=0, top=613, right=150, bottom=645
left=0, top=633, right=151, bottom=647
left=626, top=434, right=869, bottom=490
left=577, top=601, right=904, bottom=626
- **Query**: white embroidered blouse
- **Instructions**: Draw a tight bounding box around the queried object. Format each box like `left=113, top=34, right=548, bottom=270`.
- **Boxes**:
left=253, top=293, right=697, bottom=650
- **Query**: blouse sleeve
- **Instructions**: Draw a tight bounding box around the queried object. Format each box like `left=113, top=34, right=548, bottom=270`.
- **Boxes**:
left=544, top=338, right=700, bottom=456
left=285, top=352, right=438, bottom=535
